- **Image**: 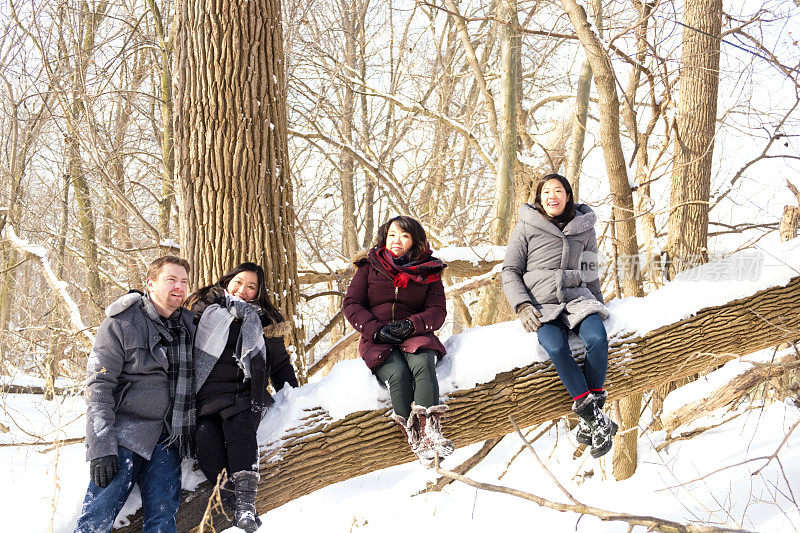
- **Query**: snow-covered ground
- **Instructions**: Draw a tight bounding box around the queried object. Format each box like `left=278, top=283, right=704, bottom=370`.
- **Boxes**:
left=2, top=344, right=798, bottom=532
left=1, top=238, right=798, bottom=532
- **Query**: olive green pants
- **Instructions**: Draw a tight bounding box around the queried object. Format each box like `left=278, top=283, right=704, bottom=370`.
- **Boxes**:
left=374, top=348, right=439, bottom=419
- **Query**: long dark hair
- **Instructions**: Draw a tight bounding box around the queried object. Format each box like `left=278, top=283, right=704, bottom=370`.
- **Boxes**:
left=533, top=173, right=575, bottom=223
left=374, top=215, right=429, bottom=261
left=187, top=262, right=284, bottom=325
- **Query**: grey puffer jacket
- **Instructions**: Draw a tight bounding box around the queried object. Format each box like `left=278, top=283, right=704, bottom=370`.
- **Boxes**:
left=502, top=203, right=608, bottom=329
left=85, top=292, right=196, bottom=461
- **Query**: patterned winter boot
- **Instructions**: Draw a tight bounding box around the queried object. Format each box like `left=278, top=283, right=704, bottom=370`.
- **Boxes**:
left=412, top=403, right=455, bottom=462
left=388, top=411, right=436, bottom=466
left=575, top=391, right=610, bottom=446
left=572, top=393, right=618, bottom=459
left=588, top=393, right=618, bottom=458
left=232, top=470, right=261, bottom=533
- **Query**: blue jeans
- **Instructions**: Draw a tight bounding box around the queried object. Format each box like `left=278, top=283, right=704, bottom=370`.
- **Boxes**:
left=75, top=439, right=181, bottom=533
left=537, top=313, right=608, bottom=399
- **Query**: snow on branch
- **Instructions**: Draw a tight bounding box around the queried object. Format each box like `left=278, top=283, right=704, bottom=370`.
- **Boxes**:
left=117, top=240, right=800, bottom=532
left=2, top=223, right=95, bottom=345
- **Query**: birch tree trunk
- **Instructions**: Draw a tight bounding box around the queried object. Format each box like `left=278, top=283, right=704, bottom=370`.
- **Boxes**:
left=173, top=0, right=303, bottom=361
left=665, top=0, right=722, bottom=278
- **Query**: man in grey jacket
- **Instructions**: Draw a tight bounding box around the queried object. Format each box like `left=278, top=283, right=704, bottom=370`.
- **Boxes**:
left=76, top=256, right=195, bottom=533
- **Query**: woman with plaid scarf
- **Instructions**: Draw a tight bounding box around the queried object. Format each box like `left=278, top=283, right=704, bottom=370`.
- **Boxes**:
left=186, top=263, right=298, bottom=533
left=343, top=216, right=454, bottom=466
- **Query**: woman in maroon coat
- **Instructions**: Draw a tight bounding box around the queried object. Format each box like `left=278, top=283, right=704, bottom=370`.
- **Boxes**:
left=343, top=216, right=454, bottom=465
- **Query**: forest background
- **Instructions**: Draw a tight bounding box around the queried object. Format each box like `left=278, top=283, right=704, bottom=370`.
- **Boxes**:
left=1, top=0, right=799, bottom=529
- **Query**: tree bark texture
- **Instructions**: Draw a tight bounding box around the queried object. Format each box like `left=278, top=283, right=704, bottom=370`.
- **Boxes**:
left=564, top=58, right=591, bottom=201
left=490, top=0, right=519, bottom=243
left=665, top=0, right=722, bottom=277
left=562, top=0, right=642, bottom=299
left=146, top=0, right=176, bottom=239
left=117, top=275, right=800, bottom=532
left=173, top=0, right=299, bottom=327
left=338, top=0, right=360, bottom=258
left=562, top=0, right=644, bottom=478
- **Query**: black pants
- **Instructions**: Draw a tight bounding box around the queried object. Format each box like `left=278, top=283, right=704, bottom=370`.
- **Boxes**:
left=196, top=408, right=260, bottom=486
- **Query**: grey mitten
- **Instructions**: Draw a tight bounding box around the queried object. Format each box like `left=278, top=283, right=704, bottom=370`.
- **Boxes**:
left=517, top=303, right=542, bottom=332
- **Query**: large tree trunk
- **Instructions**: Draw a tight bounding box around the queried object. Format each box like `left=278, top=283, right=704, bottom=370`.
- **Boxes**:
left=665, top=0, right=722, bottom=278
left=173, top=0, right=302, bottom=351
left=117, top=275, right=800, bottom=532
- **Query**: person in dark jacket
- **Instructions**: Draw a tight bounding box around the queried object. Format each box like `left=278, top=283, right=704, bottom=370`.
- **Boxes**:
left=76, top=255, right=194, bottom=533
left=186, top=262, right=298, bottom=533
left=502, top=174, right=618, bottom=458
left=343, top=215, right=453, bottom=466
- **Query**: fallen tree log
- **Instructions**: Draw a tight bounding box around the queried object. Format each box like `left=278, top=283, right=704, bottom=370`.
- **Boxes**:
left=118, top=274, right=800, bottom=532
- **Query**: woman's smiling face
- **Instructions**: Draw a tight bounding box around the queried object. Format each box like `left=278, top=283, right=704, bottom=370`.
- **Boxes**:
left=227, top=270, right=259, bottom=302
left=540, top=178, right=569, bottom=217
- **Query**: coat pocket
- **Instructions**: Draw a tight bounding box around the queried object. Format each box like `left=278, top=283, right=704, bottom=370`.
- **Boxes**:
left=116, top=377, right=171, bottom=422
left=113, top=381, right=132, bottom=411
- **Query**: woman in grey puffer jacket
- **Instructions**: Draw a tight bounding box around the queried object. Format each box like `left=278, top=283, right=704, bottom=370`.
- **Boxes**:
left=502, top=174, right=617, bottom=458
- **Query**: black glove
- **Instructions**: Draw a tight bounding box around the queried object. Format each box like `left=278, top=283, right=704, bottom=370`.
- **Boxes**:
left=374, top=324, right=403, bottom=344
left=387, top=319, right=414, bottom=341
left=91, top=455, right=118, bottom=488
left=517, top=303, right=542, bottom=332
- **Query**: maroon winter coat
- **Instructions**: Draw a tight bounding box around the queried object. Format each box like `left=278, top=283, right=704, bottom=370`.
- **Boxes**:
left=343, top=248, right=447, bottom=369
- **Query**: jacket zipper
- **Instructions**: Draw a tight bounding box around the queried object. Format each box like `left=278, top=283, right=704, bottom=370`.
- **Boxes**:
left=370, top=256, right=400, bottom=322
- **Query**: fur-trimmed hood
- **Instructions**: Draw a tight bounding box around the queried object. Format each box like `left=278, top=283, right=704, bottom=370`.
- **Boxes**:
left=350, top=249, right=370, bottom=266
left=105, top=290, right=144, bottom=317
left=262, top=320, right=292, bottom=338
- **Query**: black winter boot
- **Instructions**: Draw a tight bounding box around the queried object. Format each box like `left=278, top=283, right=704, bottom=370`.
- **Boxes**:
left=575, top=391, right=609, bottom=445
left=232, top=470, right=261, bottom=532
left=588, top=393, right=617, bottom=458
left=572, top=394, right=617, bottom=458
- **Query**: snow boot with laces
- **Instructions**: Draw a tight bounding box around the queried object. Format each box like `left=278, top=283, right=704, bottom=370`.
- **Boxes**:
left=388, top=410, right=436, bottom=467
left=412, top=403, right=455, bottom=461
left=232, top=470, right=261, bottom=532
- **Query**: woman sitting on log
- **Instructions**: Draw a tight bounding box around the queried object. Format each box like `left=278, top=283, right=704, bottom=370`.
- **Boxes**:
left=186, top=262, right=298, bottom=532
left=343, top=215, right=454, bottom=466
left=501, top=174, right=618, bottom=458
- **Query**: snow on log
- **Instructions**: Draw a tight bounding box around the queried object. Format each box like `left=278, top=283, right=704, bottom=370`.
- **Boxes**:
left=117, top=241, right=800, bottom=532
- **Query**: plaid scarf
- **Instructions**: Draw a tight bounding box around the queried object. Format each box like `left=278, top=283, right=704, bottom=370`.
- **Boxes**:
left=140, top=295, right=195, bottom=458
left=193, top=292, right=267, bottom=391
left=374, top=245, right=445, bottom=288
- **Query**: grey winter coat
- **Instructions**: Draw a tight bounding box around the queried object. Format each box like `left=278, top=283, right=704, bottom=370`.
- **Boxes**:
left=502, top=203, right=609, bottom=329
left=85, top=292, right=196, bottom=461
